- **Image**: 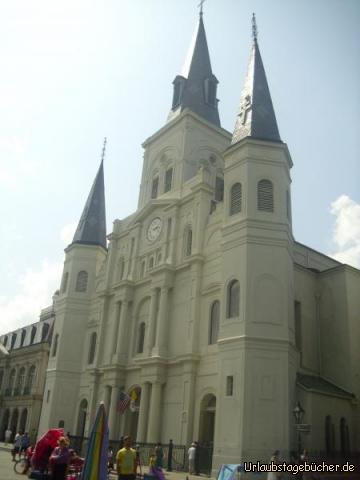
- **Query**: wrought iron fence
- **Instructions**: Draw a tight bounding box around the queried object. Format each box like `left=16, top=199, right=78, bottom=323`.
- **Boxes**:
left=68, top=436, right=213, bottom=475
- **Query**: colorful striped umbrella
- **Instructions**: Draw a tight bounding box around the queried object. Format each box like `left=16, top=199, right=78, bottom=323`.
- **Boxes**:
left=80, top=402, right=109, bottom=480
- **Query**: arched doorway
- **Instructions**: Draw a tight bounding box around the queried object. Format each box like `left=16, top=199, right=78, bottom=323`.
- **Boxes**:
left=10, top=409, right=19, bottom=435
left=199, top=394, right=216, bottom=444
left=76, top=399, right=88, bottom=437
left=1, top=409, right=10, bottom=440
left=19, top=409, right=28, bottom=433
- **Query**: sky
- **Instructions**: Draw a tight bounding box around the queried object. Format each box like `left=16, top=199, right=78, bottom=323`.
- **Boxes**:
left=0, top=0, right=359, bottom=336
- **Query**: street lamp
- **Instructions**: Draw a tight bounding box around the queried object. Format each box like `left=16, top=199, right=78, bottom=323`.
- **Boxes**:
left=293, top=401, right=305, bottom=457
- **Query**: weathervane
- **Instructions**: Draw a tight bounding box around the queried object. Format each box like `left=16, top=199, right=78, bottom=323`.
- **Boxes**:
left=252, top=13, right=258, bottom=42
left=101, top=137, right=107, bottom=162
left=198, top=0, right=206, bottom=16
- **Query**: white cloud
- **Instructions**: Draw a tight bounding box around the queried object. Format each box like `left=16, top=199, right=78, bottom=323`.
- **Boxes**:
left=60, top=222, right=77, bottom=246
left=0, top=259, right=62, bottom=335
left=329, top=195, right=360, bottom=269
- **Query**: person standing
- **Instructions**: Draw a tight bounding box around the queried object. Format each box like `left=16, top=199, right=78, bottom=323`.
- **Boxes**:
left=155, top=442, right=164, bottom=468
left=12, top=432, right=23, bottom=461
left=49, top=436, right=71, bottom=480
left=188, top=442, right=196, bottom=475
left=4, top=426, right=12, bottom=445
left=116, top=435, right=137, bottom=480
left=267, top=450, right=282, bottom=480
left=20, top=432, right=30, bottom=455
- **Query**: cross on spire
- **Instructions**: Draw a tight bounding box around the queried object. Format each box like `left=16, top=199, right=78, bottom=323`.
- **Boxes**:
left=101, top=137, right=107, bottom=163
left=252, top=13, right=258, bottom=42
left=198, top=0, right=206, bottom=16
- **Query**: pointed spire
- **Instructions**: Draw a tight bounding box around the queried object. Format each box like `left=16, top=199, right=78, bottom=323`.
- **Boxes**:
left=71, top=139, right=107, bottom=249
left=231, top=15, right=281, bottom=145
left=167, top=9, right=220, bottom=127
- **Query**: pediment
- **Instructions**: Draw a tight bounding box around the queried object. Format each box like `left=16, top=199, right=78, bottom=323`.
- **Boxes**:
left=128, top=197, right=180, bottom=227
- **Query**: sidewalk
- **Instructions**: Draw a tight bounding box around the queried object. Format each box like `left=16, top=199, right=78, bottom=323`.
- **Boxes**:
left=0, top=442, right=213, bottom=480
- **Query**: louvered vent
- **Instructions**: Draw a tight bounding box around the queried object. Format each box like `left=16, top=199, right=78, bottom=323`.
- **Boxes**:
left=257, top=180, right=273, bottom=212
left=230, top=183, right=242, bottom=215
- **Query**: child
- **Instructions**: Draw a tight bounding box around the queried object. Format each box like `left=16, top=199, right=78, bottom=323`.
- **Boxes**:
left=107, top=446, right=114, bottom=473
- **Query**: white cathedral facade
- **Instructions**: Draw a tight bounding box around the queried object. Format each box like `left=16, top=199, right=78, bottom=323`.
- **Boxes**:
left=38, top=12, right=360, bottom=468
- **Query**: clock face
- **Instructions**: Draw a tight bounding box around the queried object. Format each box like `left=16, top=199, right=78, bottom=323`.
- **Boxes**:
left=147, top=217, right=162, bottom=242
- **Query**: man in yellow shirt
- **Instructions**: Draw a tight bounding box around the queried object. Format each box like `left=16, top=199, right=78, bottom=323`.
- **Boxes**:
left=116, top=436, right=137, bottom=480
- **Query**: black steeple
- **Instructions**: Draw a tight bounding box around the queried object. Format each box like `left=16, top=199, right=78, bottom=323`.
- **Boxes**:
left=167, top=10, right=220, bottom=127
left=71, top=141, right=107, bottom=249
left=232, top=15, right=281, bottom=145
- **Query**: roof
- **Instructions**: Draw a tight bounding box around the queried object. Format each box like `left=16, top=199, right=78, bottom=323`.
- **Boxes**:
left=167, top=13, right=220, bottom=127
left=297, top=373, right=354, bottom=400
left=71, top=160, right=107, bottom=249
left=232, top=37, right=281, bottom=144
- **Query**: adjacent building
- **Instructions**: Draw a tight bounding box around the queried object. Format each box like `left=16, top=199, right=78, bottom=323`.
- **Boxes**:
left=0, top=304, right=55, bottom=442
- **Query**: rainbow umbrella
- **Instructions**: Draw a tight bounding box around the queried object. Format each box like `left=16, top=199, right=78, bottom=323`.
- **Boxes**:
left=80, top=402, right=109, bottom=480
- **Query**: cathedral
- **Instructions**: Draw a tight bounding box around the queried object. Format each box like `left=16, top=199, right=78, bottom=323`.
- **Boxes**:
left=36, top=10, right=360, bottom=469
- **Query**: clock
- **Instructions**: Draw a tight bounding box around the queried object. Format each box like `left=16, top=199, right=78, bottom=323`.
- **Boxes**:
left=147, top=217, right=162, bottom=242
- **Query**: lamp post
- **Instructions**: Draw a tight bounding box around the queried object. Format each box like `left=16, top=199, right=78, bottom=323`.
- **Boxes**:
left=293, top=401, right=305, bottom=457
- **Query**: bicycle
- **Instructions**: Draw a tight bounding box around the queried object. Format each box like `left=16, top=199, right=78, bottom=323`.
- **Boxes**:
left=13, top=455, right=30, bottom=475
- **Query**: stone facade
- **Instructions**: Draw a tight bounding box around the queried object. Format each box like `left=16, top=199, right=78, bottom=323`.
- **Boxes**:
left=34, top=12, right=360, bottom=471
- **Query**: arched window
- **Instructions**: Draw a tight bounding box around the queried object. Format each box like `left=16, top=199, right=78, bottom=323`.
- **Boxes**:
left=41, top=323, right=49, bottom=342
left=172, top=76, right=185, bottom=109
left=151, top=176, right=159, bottom=199
left=137, top=322, right=145, bottom=354
left=184, top=228, right=192, bottom=257
left=340, top=417, right=350, bottom=455
left=204, top=76, right=218, bottom=106
left=140, top=261, right=146, bottom=278
left=230, top=183, right=242, bottom=215
left=257, top=179, right=274, bottom=212
left=20, top=329, right=26, bottom=347
left=15, top=367, right=25, bottom=395
left=30, top=326, right=36, bottom=345
left=52, top=334, right=59, bottom=357
left=88, top=332, right=97, bottom=364
left=118, top=258, right=125, bottom=281
left=209, top=301, right=220, bottom=345
left=286, top=191, right=291, bottom=221
left=75, top=271, right=88, bottom=292
left=61, top=272, right=69, bottom=293
left=3, top=335, right=8, bottom=347
left=164, top=168, right=173, bottom=193
left=11, top=334, right=17, bottom=349
left=0, top=370, right=4, bottom=391
left=227, top=280, right=240, bottom=318
left=215, top=177, right=224, bottom=202
left=58, top=420, right=65, bottom=428
left=149, top=257, right=154, bottom=270
left=25, top=366, right=36, bottom=394
left=8, top=369, right=16, bottom=394
left=325, top=415, right=334, bottom=455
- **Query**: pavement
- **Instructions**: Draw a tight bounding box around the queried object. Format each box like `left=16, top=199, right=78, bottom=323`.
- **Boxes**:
left=0, top=442, right=212, bottom=480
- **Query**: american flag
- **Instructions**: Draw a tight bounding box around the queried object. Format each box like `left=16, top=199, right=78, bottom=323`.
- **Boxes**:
left=117, top=391, right=131, bottom=413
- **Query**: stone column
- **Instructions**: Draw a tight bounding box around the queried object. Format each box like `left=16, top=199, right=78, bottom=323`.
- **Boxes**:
left=108, top=386, right=120, bottom=439
left=111, top=302, right=121, bottom=357
left=153, top=287, right=169, bottom=356
left=116, top=300, right=129, bottom=364
left=137, top=383, right=150, bottom=442
left=102, top=385, right=111, bottom=415
left=146, top=289, right=158, bottom=356
left=147, top=382, right=162, bottom=443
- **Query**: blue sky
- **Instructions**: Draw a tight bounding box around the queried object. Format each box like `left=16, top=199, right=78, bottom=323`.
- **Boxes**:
left=0, top=0, right=359, bottom=335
